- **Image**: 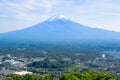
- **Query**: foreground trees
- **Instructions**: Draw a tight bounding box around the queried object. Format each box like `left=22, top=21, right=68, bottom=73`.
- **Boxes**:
left=6, top=74, right=53, bottom=80
left=6, top=71, right=119, bottom=80
left=60, top=71, right=118, bottom=80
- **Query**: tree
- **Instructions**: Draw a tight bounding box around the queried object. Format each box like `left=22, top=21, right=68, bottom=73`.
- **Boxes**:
left=60, top=71, right=118, bottom=80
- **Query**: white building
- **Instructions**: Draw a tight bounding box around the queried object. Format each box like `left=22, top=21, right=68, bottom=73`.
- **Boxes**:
left=14, top=71, right=33, bottom=75
left=102, top=54, right=106, bottom=59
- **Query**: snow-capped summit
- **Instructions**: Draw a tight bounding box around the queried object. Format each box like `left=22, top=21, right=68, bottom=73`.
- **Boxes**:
left=0, top=14, right=120, bottom=43
left=48, top=14, right=69, bottom=22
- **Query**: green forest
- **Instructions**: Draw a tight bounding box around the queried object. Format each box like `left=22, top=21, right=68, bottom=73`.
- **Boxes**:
left=4, top=71, right=119, bottom=80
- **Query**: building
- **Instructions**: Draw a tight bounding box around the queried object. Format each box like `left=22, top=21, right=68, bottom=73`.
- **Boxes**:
left=14, top=71, right=33, bottom=75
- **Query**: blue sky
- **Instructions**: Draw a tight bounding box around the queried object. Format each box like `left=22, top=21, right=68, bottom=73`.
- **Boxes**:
left=0, top=0, right=120, bottom=33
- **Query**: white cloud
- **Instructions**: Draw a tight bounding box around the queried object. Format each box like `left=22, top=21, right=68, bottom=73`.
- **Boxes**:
left=0, top=0, right=60, bottom=20
left=59, top=0, right=120, bottom=31
left=0, top=0, right=120, bottom=32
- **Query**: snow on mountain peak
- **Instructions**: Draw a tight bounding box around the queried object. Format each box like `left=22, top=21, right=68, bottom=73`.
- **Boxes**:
left=48, top=14, right=69, bottom=22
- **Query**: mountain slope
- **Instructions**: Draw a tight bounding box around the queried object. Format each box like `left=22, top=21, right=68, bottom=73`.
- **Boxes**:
left=0, top=14, right=120, bottom=43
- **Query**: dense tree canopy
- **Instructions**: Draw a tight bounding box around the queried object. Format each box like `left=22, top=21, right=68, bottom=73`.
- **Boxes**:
left=28, top=59, right=72, bottom=69
left=60, top=71, right=118, bottom=80
left=4, top=71, right=119, bottom=80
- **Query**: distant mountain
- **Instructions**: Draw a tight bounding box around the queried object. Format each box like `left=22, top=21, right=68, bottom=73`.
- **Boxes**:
left=0, top=14, right=120, bottom=43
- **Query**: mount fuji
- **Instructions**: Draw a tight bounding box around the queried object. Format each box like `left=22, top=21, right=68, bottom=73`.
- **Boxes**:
left=0, top=14, right=120, bottom=43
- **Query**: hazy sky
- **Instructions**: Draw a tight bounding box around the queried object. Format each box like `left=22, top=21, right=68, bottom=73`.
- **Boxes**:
left=0, top=0, right=120, bottom=33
